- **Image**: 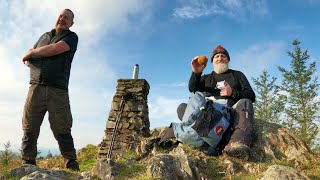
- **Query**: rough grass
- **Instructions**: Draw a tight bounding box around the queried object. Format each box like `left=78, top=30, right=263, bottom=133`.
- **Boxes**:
left=305, top=156, right=320, bottom=180
left=0, top=159, right=23, bottom=178
left=116, top=162, right=146, bottom=180
left=1, top=144, right=320, bottom=180
left=270, top=160, right=295, bottom=168
left=200, top=159, right=225, bottom=179
left=77, top=144, right=98, bottom=171
left=112, top=150, right=148, bottom=179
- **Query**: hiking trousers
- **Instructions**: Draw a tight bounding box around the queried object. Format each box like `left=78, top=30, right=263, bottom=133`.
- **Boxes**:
left=21, top=84, right=77, bottom=161
left=230, top=99, right=254, bottom=146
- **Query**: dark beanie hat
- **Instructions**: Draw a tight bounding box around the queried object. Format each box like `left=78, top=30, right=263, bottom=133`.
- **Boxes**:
left=210, top=44, right=230, bottom=62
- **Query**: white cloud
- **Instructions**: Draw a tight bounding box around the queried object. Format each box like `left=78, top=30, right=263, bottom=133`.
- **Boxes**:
left=173, top=0, right=268, bottom=22
left=155, top=82, right=188, bottom=88
left=173, top=1, right=223, bottom=19
left=231, top=41, right=286, bottom=79
left=149, top=96, right=185, bottom=128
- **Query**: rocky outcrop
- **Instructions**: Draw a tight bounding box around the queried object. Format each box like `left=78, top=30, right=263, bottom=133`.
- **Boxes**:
left=250, top=119, right=313, bottom=166
left=147, top=153, right=206, bottom=180
left=3, top=119, right=316, bottom=180
left=259, top=165, right=310, bottom=180
left=149, top=119, right=314, bottom=166
left=4, top=164, right=88, bottom=180
left=90, top=119, right=316, bottom=179
left=157, top=119, right=313, bottom=178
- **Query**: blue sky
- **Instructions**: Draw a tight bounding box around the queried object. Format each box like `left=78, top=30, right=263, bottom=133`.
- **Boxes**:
left=1, top=0, right=319, bottom=154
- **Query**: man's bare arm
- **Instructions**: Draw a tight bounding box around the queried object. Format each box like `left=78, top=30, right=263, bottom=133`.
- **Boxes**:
left=22, top=41, right=70, bottom=62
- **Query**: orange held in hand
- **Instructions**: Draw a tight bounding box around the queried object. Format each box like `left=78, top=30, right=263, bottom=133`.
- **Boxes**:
left=197, top=56, right=208, bottom=66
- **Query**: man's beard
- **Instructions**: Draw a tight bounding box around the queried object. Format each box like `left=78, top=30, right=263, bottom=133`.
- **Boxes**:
left=55, top=22, right=68, bottom=33
left=214, top=63, right=229, bottom=74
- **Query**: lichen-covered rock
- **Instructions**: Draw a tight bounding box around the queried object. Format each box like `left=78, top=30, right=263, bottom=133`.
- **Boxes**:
left=8, top=165, right=86, bottom=180
left=221, top=159, right=242, bottom=175
left=144, top=119, right=315, bottom=177
left=91, top=160, right=121, bottom=180
left=147, top=154, right=207, bottom=180
left=251, top=119, right=314, bottom=166
left=143, top=144, right=212, bottom=180
left=259, top=165, right=310, bottom=180
left=149, top=127, right=167, bottom=138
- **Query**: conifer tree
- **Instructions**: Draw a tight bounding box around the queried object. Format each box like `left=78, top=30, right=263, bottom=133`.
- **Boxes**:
left=0, top=141, right=15, bottom=166
left=46, top=150, right=53, bottom=158
left=252, top=70, right=284, bottom=123
left=278, top=39, right=320, bottom=146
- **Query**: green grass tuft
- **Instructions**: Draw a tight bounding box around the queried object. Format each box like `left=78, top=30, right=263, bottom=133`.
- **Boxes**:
left=116, top=161, right=146, bottom=180
left=80, top=159, right=96, bottom=171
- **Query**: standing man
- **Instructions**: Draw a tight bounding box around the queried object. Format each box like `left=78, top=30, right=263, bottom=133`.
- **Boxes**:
left=170, top=44, right=255, bottom=160
left=21, top=9, right=79, bottom=171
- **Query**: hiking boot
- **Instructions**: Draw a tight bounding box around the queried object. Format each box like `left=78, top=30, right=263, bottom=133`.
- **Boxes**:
left=223, top=141, right=250, bottom=161
left=22, top=159, right=36, bottom=165
left=158, top=127, right=175, bottom=145
left=145, top=138, right=161, bottom=151
left=203, top=146, right=223, bottom=157
left=65, top=159, right=80, bottom=171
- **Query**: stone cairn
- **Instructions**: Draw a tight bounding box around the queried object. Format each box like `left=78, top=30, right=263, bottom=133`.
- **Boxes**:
left=98, top=79, right=150, bottom=159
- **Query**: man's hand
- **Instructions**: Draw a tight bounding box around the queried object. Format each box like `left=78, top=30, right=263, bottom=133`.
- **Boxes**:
left=220, top=81, right=233, bottom=97
left=22, top=49, right=34, bottom=63
left=191, top=56, right=206, bottom=73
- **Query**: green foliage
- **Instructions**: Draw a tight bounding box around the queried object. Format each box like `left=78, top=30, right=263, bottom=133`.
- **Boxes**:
left=38, top=155, right=64, bottom=169
left=0, top=141, right=19, bottom=178
left=1, top=171, right=19, bottom=180
left=122, top=150, right=137, bottom=160
left=79, top=159, right=96, bottom=172
left=0, top=141, right=15, bottom=167
left=272, top=160, right=295, bottom=168
left=46, top=150, right=53, bottom=158
left=252, top=70, right=285, bottom=123
left=230, top=175, right=257, bottom=180
left=201, top=159, right=224, bottom=179
left=77, top=144, right=99, bottom=171
left=37, top=150, right=41, bottom=156
left=78, top=144, right=98, bottom=160
left=312, top=143, right=320, bottom=155
left=116, top=161, right=146, bottom=180
left=305, top=156, right=320, bottom=179
left=277, top=39, right=320, bottom=147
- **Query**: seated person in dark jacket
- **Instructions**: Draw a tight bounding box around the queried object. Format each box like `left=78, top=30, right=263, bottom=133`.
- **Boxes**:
left=172, top=44, right=256, bottom=160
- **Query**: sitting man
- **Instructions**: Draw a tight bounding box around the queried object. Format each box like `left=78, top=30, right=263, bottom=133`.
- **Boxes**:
left=160, top=44, right=255, bottom=160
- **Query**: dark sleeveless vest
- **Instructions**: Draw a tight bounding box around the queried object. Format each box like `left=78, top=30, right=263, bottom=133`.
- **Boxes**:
left=28, top=29, right=76, bottom=90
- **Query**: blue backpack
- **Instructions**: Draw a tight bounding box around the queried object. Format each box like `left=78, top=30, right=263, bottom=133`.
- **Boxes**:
left=172, top=92, right=233, bottom=155
left=192, top=100, right=233, bottom=148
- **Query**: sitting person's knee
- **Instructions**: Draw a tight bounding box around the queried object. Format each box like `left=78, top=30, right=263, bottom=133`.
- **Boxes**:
left=234, top=98, right=253, bottom=111
left=177, top=103, right=187, bottom=121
